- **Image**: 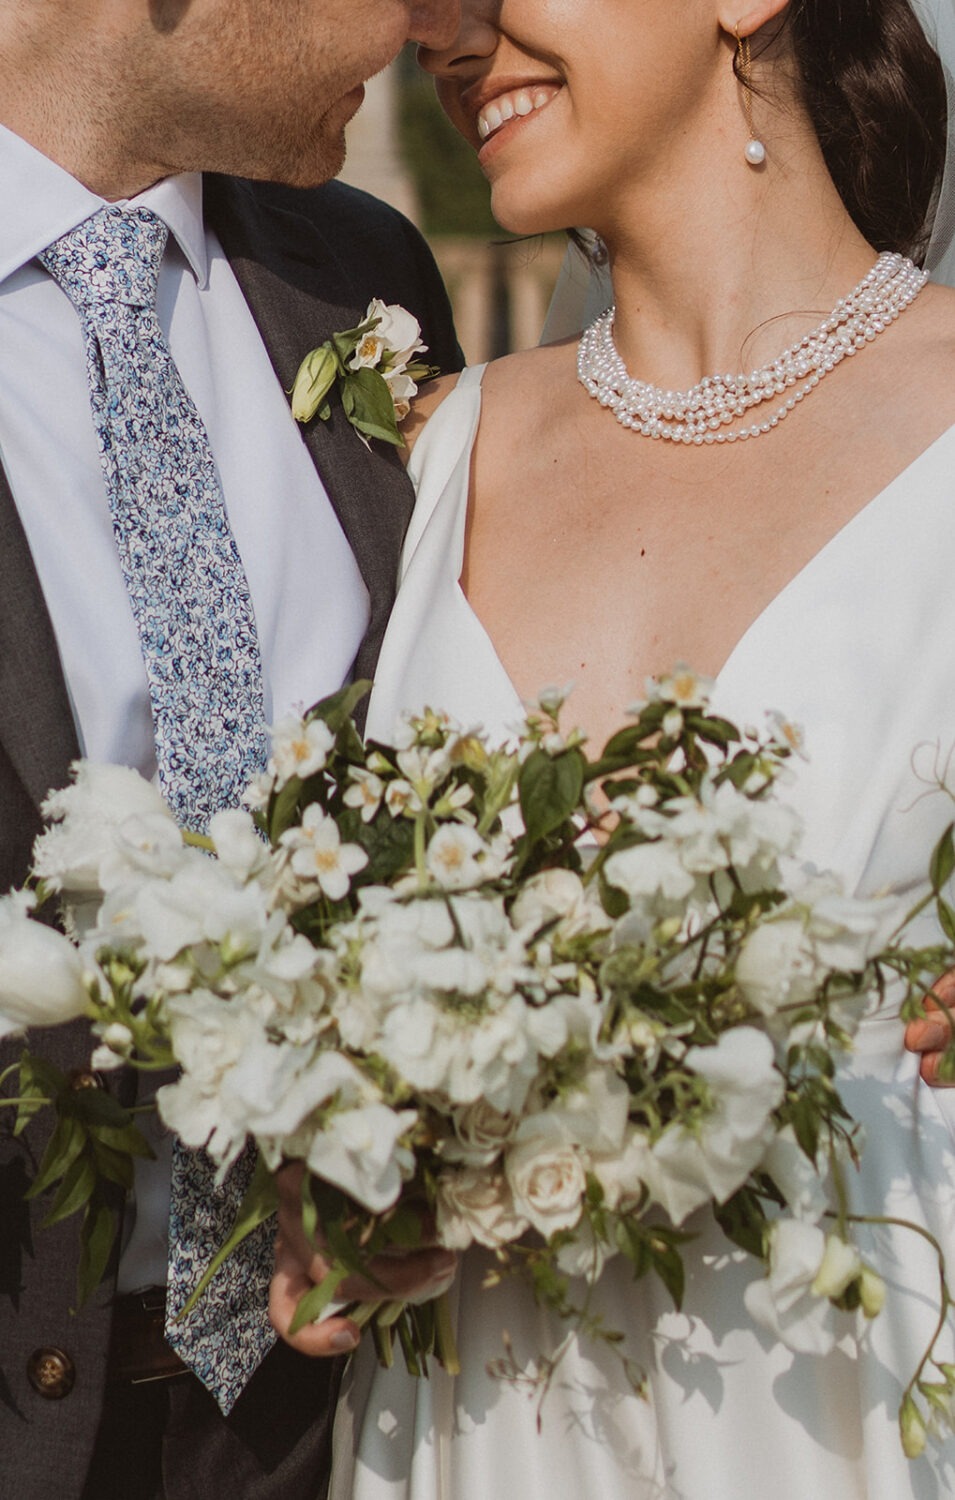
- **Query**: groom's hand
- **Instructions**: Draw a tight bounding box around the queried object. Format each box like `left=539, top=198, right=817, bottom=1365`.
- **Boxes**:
left=903, top=969, right=955, bottom=1086
left=269, top=1164, right=458, bottom=1356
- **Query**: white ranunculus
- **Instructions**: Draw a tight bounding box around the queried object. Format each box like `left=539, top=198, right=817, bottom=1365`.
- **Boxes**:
left=743, top=1217, right=840, bottom=1355
left=555, top=1219, right=615, bottom=1283
left=603, top=841, right=698, bottom=914
left=35, top=762, right=176, bottom=893
left=307, top=1100, right=417, bottom=1213
left=806, top=890, right=905, bottom=974
left=209, top=809, right=270, bottom=882
left=760, top=1125, right=828, bottom=1222
left=0, top=898, right=89, bottom=1036
left=511, top=868, right=607, bottom=940
left=506, top=1113, right=587, bottom=1237
left=134, top=860, right=269, bottom=961
left=736, top=917, right=821, bottom=1016
left=436, top=1167, right=528, bottom=1250
left=645, top=1028, right=783, bottom=1224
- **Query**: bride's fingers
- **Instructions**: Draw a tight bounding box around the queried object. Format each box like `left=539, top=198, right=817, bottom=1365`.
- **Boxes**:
left=903, top=969, right=955, bottom=1086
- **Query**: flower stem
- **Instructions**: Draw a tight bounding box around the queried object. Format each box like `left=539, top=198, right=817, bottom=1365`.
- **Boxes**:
left=432, top=1288, right=460, bottom=1376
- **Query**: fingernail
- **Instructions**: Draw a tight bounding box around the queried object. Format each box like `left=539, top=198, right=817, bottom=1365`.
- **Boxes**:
left=330, top=1329, right=359, bottom=1352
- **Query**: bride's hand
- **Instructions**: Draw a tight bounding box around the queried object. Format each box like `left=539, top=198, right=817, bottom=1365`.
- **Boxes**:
left=268, top=1163, right=458, bottom=1356
left=903, top=969, right=955, bottom=1086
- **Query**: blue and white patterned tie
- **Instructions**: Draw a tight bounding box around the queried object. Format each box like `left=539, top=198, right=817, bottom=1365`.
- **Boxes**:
left=40, top=206, right=276, bottom=1412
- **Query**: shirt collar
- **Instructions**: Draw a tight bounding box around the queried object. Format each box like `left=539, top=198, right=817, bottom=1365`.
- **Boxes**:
left=0, top=124, right=208, bottom=288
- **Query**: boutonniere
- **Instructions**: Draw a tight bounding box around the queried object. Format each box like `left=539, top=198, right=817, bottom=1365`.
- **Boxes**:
left=290, top=299, right=438, bottom=447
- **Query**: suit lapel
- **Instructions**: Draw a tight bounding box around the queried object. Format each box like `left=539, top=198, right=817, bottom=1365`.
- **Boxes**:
left=0, top=464, right=79, bottom=812
left=204, top=176, right=415, bottom=686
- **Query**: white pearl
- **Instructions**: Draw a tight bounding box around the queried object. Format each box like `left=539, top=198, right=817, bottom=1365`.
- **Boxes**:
left=744, top=138, right=766, bottom=166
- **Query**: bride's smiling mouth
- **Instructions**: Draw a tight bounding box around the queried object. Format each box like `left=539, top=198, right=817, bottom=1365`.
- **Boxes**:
left=472, top=82, right=563, bottom=151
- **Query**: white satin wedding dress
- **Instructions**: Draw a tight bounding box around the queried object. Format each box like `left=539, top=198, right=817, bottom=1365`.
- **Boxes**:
left=331, top=365, right=955, bottom=1500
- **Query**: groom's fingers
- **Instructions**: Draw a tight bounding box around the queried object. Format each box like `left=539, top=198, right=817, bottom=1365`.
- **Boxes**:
left=269, top=1234, right=360, bottom=1356
left=903, top=969, right=955, bottom=1086
left=271, top=1162, right=458, bottom=1353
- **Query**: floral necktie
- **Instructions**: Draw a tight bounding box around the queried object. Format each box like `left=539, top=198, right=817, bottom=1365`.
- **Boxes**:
left=39, top=205, right=275, bottom=1412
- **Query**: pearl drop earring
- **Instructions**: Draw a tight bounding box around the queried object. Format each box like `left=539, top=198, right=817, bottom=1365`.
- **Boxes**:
left=735, top=26, right=766, bottom=166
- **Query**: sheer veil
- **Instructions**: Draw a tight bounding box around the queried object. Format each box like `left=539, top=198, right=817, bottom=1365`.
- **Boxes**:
left=540, top=0, right=955, bottom=344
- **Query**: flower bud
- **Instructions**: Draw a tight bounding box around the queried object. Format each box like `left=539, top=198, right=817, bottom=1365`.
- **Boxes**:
left=811, top=1233, right=862, bottom=1300
left=0, top=916, right=89, bottom=1036
left=857, top=1264, right=886, bottom=1319
left=900, top=1395, right=928, bottom=1459
left=290, top=343, right=339, bottom=423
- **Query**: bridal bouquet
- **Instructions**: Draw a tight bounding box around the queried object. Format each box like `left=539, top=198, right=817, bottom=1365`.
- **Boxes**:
left=2, top=676, right=953, bottom=1457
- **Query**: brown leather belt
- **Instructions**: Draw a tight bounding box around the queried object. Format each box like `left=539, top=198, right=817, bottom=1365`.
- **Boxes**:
left=107, top=1289, right=188, bottom=1385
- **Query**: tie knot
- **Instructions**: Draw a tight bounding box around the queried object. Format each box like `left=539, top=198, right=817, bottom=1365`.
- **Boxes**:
left=39, top=205, right=169, bottom=313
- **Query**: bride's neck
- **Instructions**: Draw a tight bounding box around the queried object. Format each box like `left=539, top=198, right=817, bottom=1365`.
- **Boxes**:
left=600, top=128, right=877, bottom=390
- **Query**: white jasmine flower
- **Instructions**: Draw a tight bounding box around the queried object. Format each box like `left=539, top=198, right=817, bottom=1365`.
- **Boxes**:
left=343, top=768, right=385, bottom=822
left=268, top=715, right=334, bottom=786
left=285, top=806, right=368, bottom=901
left=511, top=868, right=607, bottom=940
left=426, top=825, right=492, bottom=890
left=653, top=666, right=714, bottom=711
left=385, top=778, right=422, bottom=817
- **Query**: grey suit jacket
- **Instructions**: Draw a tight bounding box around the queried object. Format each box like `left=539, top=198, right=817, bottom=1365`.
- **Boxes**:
left=0, top=174, right=461, bottom=1500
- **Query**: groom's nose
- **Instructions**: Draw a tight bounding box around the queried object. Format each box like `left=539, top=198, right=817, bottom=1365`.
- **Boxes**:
left=408, top=0, right=462, bottom=51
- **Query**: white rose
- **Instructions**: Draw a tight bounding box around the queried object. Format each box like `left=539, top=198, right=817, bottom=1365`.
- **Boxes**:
left=0, top=901, right=88, bottom=1036
left=736, top=918, right=821, bottom=1016
left=506, top=1114, right=587, bottom=1237
left=436, top=1167, right=528, bottom=1249
left=444, top=1099, right=517, bottom=1165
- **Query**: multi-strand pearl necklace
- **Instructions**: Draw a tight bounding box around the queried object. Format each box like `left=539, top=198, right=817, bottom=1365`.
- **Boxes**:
left=576, top=252, right=928, bottom=445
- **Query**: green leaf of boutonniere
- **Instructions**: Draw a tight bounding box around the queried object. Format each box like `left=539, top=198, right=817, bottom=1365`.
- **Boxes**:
left=341, top=367, right=404, bottom=447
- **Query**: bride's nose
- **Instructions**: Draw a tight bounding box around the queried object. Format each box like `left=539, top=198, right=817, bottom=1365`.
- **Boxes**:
left=417, top=0, right=499, bottom=77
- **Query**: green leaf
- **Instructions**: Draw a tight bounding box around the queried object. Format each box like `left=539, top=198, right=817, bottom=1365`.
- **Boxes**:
left=77, top=1196, right=118, bottom=1307
left=41, top=1153, right=97, bottom=1227
left=89, top=1141, right=135, bottom=1191
left=930, top=823, right=955, bottom=893
left=269, top=774, right=304, bottom=842
left=518, top=748, right=585, bottom=845
left=938, top=899, right=955, bottom=947
left=340, top=368, right=403, bottom=446
left=95, top=1122, right=155, bottom=1160
left=288, top=1264, right=350, bottom=1335
left=308, top=680, right=373, bottom=738
left=26, top=1114, right=87, bottom=1200
left=648, top=1235, right=686, bottom=1310
left=713, top=1189, right=767, bottom=1259
left=63, top=1087, right=132, bottom=1130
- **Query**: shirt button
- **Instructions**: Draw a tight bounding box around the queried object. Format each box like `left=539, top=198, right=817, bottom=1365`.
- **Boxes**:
left=26, top=1347, right=76, bottom=1400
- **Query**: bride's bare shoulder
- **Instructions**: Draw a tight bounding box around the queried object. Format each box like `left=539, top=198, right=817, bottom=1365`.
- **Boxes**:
left=400, top=340, right=577, bottom=457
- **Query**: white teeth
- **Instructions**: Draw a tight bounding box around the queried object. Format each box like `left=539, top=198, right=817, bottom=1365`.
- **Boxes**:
left=476, top=85, right=559, bottom=144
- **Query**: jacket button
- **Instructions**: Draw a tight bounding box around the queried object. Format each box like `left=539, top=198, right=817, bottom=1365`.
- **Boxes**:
left=26, top=1347, right=76, bottom=1400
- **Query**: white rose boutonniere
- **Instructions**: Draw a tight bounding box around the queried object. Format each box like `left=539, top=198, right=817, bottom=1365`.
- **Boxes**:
left=290, top=298, right=437, bottom=447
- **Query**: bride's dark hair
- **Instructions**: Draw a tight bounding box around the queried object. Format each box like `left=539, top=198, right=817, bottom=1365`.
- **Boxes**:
left=782, top=0, right=948, bottom=260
